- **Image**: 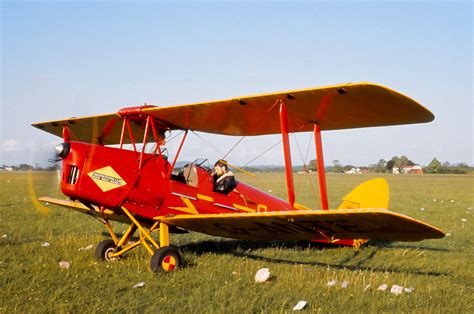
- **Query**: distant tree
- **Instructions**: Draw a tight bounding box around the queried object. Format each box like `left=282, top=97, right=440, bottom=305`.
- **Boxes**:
left=374, top=159, right=387, bottom=173
left=399, top=156, right=415, bottom=166
left=386, top=156, right=415, bottom=172
left=425, top=158, right=442, bottom=173
left=343, top=165, right=355, bottom=172
left=18, top=163, right=33, bottom=170
left=332, top=160, right=343, bottom=173
left=450, top=163, right=471, bottom=174
left=309, top=159, right=317, bottom=171
left=440, top=161, right=451, bottom=174
left=386, top=159, right=395, bottom=172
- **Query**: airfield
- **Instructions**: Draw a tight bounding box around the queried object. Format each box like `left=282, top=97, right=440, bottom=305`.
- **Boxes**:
left=1, top=171, right=473, bottom=312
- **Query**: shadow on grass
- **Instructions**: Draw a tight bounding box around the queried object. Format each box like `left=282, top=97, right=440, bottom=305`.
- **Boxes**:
left=368, top=241, right=451, bottom=252
left=180, top=239, right=449, bottom=277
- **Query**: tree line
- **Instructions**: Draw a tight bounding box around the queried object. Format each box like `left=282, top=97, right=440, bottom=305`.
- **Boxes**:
left=308, top=156, right=473, bottom=174
left=0, top=163, right=60, bottom=171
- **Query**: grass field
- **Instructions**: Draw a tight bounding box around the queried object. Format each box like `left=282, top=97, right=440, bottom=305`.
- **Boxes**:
left=1, top=171, right=473, bottom=313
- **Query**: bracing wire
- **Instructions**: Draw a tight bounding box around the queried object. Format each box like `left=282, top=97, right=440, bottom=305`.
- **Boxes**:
left=167, top=130, right=185, bottom=143
left=220, top=99, right=279, bottom=161
left=149, top=130, right=184, bottom=154
left=242, top=140, right=282, bottom=168
left=292, top=133, right=306, bottom=194
left=304, top=132, right=313, bottom=167
left=292, top=132, right=319, bottom=208
left=221, top=136, right=245, bottom=160
left=191, top=130, right=223, bottom=156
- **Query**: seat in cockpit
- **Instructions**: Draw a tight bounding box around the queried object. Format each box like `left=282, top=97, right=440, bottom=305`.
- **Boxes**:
left=182, top=164, right=198, bottom=187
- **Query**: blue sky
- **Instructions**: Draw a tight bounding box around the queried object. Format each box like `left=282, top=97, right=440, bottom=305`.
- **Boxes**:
left=1, top=1, right=472, bottom=167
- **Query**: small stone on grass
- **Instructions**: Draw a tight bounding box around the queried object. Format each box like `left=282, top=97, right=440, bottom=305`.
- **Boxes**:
left=255, top=268, right=271, bottom=283
left=327, top=280, right=337, bottom=287
left=293, top=301, right=307, bottom=311
left=59, top=261, right=70, bottom=270
left=132, top=282, right=145, bottom=288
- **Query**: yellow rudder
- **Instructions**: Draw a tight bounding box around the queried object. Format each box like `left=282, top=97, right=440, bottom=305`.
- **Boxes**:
left=337, top=178, right=389, bottom=248
left=338, top=178, right=389, bottom=210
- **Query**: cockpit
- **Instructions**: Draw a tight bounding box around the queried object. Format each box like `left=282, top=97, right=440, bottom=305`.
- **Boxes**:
left=170, top=158, right=212, bottom=187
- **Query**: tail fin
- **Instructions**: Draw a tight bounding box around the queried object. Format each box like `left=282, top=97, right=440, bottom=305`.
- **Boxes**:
left=311, top=178, right=389, bottom=248
left=338, top=178, right=389, bottom=210
left=330, top=178, right=389, bottom=248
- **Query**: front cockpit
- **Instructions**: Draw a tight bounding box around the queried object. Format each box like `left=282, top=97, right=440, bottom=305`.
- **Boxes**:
left=170, top=158, right=213, bottom=188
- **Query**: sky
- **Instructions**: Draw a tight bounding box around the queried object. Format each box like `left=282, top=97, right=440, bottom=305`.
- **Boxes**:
left=1, top=1, right=472, bottom=168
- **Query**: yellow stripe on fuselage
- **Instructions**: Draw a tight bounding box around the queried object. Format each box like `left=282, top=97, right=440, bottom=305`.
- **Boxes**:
left=197, top=194, right=214, bottom=202
left=233, top=204, right=256, bottom=213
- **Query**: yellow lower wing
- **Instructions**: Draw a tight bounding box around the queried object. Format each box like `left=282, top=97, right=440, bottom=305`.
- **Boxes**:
left=157, top=209, right=444, bottom=242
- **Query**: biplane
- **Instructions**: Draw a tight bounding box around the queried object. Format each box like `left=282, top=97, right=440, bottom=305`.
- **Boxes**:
left=32, top=82, right=444, bottom=272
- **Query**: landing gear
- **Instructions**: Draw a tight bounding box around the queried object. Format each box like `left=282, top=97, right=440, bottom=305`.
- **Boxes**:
left=150, top=246, right=182, bottom=272
left=97, top=206, right=181, bottom=271
left=95, top=239, right=119, bottom=261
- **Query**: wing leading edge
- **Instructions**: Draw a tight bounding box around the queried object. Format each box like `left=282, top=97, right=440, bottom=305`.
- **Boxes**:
left=157, top=209, right=445, bottom=242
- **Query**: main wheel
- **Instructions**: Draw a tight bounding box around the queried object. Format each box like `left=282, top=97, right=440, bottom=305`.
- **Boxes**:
left=150, top=246, right=182, bottom=272
left=95, top=239, right=119, bottom=261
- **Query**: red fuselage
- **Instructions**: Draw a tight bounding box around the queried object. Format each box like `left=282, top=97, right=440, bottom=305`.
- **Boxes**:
left=60, top=142, right=292, bottom=222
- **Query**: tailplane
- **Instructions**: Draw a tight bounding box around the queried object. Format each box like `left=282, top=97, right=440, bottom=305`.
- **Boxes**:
left=313, top=178, right=389, bottom=248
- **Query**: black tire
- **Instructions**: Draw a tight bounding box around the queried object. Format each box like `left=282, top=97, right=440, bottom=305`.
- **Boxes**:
left=95, top=239, right=119, bottom=261
left=150, top=246, right=182, bottom=272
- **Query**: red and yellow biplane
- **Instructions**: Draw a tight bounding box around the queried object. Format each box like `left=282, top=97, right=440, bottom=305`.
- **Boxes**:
left=32, top=82, right=444, bottom=272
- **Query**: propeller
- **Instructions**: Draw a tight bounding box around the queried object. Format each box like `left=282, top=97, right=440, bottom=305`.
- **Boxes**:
left=28, top=141, right=69, bottom=215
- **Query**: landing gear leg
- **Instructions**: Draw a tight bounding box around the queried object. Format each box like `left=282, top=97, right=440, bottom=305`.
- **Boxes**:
left=97, top=206, right=182, bottom=271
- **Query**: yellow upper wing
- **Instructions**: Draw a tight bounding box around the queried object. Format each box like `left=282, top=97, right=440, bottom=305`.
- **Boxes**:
left=32, top=82, right=434, bottom=142
left=146, top=82, right=434, bottom=136
left=157, top=209, right=444, bottom=242
left=31, top=113, right=149, bottom=145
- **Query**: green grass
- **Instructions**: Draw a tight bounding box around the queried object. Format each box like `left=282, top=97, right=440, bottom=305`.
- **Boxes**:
left=1, top=171, right=473, bottom=312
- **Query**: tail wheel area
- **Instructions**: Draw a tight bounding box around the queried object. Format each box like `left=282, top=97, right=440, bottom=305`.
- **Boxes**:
left=95, top=239, right=120, bottom=261
left=150, top=246, right=182, bottom=272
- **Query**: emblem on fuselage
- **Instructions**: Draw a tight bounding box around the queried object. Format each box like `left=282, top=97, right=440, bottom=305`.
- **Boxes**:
left=88, top=166, right=126, bottom=192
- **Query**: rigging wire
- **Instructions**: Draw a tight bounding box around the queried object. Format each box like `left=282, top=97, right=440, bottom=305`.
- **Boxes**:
left=221, top=99, right=280, bottom=160
left=221, top=136, right=245, bottom=160
left=304, top=131, right=313, bottom=167
left=191, top=130, right=223, bottom=156
left=167, top=130, right=185, bottom=143
left=242, top=139, right=282, bottom=168
left=292, top=133, right=305, bottom=194
left=149, top=130, right=184, bottom=154
left=292, top=132, right=319, bottom=208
